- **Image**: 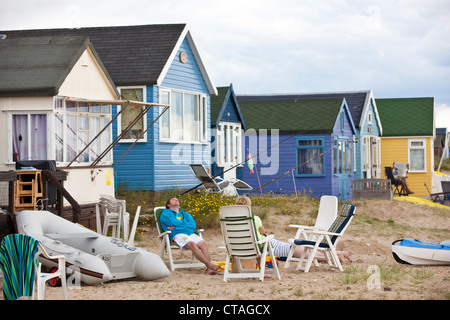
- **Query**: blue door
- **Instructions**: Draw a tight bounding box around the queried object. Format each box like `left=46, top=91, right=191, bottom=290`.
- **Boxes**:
left=334, top=137, right=352, bottom=201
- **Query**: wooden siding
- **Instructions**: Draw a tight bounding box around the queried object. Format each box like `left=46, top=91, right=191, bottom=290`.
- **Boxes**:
left=153, top=38, right=211, bottom=191
left=112, top=38, right=211, bottom=191
left=112, top=88, right=156, bottom=190
left=219, top=95, right=242, bottom=124
left=380, top=137, right=433, bottom=196
left=242, top=133, right=333, bottom=197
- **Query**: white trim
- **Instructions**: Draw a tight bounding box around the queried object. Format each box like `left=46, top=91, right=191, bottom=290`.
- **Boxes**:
left=215, top=122, right=243, bottom=168
left=6, top=111, right=52, bottom=163
left=185, top=29, right=218, bottom=96
left=156, top=25, right=217, bottom=96
left=158, top=87, right=208, bottom=144
left=359, top=90, right=383, bottom=136
left=408, top=138, right=427, bottom=172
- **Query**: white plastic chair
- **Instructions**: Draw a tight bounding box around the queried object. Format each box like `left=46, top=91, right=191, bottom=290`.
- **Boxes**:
left=127, top=206, right=141, bottom=246
left=98, top=195, right=130, bottom=241
left=154, top=207, right=205, bottom=271
left=34, top=244, right=68, bottom=300
left=219, top=205, right=281, bottom=282
left=288, top=203, right=356, bottom=273
left=284, top=195, right=338, bottom=268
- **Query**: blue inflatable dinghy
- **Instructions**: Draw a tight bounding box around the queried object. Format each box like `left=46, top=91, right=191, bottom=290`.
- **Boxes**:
left=392, top=239, right=450, bottom=265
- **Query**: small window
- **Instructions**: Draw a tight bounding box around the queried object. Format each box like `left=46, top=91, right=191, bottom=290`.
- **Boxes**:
left=118, top=87, right=146, bottom=142
left=408, top=139, right=426, bottom=172
left=367, top=111, right=373, bottom=124
left=296, top=138, right=324, bottom=176
left=12, top=114, right=48, bottom=161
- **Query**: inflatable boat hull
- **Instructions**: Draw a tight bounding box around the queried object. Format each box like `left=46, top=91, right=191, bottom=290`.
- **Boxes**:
left=16, top=210, right=170, bottom=285
left=392, top=239, right=450, bottom=265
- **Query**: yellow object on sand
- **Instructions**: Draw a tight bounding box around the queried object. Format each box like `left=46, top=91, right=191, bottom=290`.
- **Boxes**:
left=394, top=196, right=450, bottom=210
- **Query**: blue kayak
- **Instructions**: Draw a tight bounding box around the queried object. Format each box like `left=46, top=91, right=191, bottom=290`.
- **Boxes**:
left=392, top=239, right=450, bottom=265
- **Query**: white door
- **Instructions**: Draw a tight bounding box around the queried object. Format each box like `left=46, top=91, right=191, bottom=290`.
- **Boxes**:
left=216, top=122, right=242, bottom=180
left=370, top=137, right=381, bottom=178
left=362, top=136, right=381, bottom=179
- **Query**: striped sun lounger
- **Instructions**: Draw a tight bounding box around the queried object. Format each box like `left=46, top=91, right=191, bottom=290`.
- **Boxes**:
left=0, top=234, right=40, bottom=300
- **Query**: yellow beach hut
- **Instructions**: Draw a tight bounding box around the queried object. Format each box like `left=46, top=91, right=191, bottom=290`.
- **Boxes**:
left=376, top=97, right=435, bottom=197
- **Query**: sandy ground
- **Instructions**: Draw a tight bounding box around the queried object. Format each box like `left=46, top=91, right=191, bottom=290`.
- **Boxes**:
left=30, top=196, right=449, bottom=303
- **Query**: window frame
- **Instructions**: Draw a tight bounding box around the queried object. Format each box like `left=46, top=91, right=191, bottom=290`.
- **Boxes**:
left=158, top=87, right=207, bottom=144
left=53, top=97, right=113, bottom=166
left=7, top=111, right=52, bottom=163
left=408, top=138, right=427, bottom=172
left=295, top=137, right=325, bottom=177
left=117, top=86, right=147, bottom=143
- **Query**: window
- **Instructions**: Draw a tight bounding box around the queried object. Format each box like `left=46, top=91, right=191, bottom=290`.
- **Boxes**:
left=118, top=87, right=146, bottom=142
left=159, top=88, right=207, bottom=143
left=54, top=97, right=112, bottom=164
left=296, top=138, right=324, bottom=176
left=408, top=139, right=426, bottom=172
left=12, top=114, right=48, bottom=161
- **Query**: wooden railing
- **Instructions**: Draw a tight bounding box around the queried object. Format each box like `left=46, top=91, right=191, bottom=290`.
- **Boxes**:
left=41, top=170, right=81, bottom=223
left=352, top=179, right=393, bottom=200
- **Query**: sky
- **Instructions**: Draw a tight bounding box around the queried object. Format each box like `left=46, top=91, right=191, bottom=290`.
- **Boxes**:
left=1, top=0, right=450, bottom=131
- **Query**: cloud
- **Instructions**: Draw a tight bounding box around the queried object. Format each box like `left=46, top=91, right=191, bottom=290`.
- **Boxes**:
left=435, top=104, right=450, bottom=130
left=1, top=0, right=449, bottom=110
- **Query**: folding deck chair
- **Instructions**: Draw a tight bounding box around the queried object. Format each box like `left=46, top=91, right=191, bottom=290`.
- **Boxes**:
left=442, top=181, right=450, bottom=203
left=284, top=195, right=338, bottom=268
left=385, top=167, right=408, bottom=196
left=219, top=205, right=281, bottom=282
left=287, top=203, right=356, bottom=273
left=189, top=164, right=252, bottom=196
left=154, top=207, right=205, bottom=272
left=424, top=183, right=446, bottom=204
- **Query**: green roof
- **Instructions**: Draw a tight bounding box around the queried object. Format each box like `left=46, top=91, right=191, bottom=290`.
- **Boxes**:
left=238, top=98, right=344, bottom=133
left=376, top=97, right=434, bottom=137
left=0, top=36, right=117, bottom=97
left=210, top=86, right=230, bottom=125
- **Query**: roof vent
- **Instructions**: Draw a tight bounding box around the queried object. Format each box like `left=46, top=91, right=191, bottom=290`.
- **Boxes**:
left=0, top=34, right=6, bottom=40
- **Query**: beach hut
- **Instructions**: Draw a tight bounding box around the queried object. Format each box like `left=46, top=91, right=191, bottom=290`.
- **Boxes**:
left=210, top=84, right=247, bottom=181
left=3, top=25, right=218, bottom=192
left=0, top=36, right=119, bottom=224
left=238, top=91, right=382, bottom=180
left=237, top=96, right=356, bottom=200
left=376, top=97, right=435, bottom=196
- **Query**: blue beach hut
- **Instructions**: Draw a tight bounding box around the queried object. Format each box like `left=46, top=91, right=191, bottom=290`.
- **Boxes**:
left=210, top=84, right=247, bottom=182
left=237, top=96, right=356, bottom=200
